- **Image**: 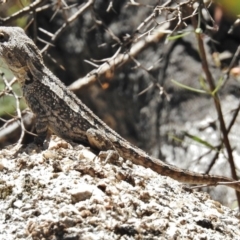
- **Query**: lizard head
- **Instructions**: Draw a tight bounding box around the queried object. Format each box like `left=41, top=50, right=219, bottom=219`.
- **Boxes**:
left=0, top=26, right=44, bottom=82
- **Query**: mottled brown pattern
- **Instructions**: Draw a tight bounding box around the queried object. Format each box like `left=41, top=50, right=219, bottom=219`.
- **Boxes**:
left=0, top=26, right=239, bottom=191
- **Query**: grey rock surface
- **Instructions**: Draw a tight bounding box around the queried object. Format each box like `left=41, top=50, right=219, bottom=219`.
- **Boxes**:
left=0, top=143, right=239, bottom=239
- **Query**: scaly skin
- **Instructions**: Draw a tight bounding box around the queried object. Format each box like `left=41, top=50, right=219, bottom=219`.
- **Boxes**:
left=0, top=26, right=239, bottom=191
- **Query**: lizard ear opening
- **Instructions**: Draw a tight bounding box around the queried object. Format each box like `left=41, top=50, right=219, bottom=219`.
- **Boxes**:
left=0, top=32, right=9, bottom=43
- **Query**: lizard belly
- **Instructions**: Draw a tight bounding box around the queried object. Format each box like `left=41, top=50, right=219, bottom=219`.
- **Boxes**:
left=48, top=115, right=89, bottom=143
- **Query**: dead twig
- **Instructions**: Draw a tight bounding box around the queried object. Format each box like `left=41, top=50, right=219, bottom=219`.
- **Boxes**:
left=0, top=0, right=47, bottom=25
left=41, top=0, right=95, bottom=53
left=68, top=22, right=171, bottom=92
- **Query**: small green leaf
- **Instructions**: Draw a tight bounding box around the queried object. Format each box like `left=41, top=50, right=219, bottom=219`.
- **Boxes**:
left=168, top=134, right=184, bottom=144
left=211, top=77, right=223, bottom=96
left=183, top=131, right=216, bottom=150
left=167, top=31, right=191, bottom=40
left=199, top=76, right=209, bottom=92
left=171, top=79, right=207, bottom=94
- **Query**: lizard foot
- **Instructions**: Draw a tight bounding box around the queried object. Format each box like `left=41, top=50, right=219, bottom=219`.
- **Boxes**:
left=98, top=150, right=120, bottom=165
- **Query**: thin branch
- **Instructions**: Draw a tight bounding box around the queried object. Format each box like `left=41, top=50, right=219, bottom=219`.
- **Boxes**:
left=41, top=0, right=95, bottom=53
left=0, top=71, right=25, bottom=151
left=0, top=0, right=47, bottom=25
left=68, top=22, right=170, bottom=92
left=223, top=45, right=240, bottom=85
left=191, top=7, right=240, bottom=206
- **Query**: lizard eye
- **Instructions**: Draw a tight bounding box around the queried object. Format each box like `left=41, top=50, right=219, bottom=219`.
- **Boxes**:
left=0, top=32, right=9, bottom=43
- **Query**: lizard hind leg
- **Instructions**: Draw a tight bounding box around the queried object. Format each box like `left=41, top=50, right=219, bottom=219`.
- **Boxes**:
left=86, top=128, right=114, bottom=150
left=86, top=128, right=119, bottom=164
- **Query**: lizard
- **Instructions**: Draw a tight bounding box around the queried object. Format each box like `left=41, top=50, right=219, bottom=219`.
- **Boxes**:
left=0, top=26, right=239, bottom=191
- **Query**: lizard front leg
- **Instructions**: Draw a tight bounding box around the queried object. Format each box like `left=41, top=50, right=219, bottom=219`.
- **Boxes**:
left=34, top=115, right=48, bottom=145
left=34, top=114, right=49, bottom=145
left=23, top=85, right=49, bottom=145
